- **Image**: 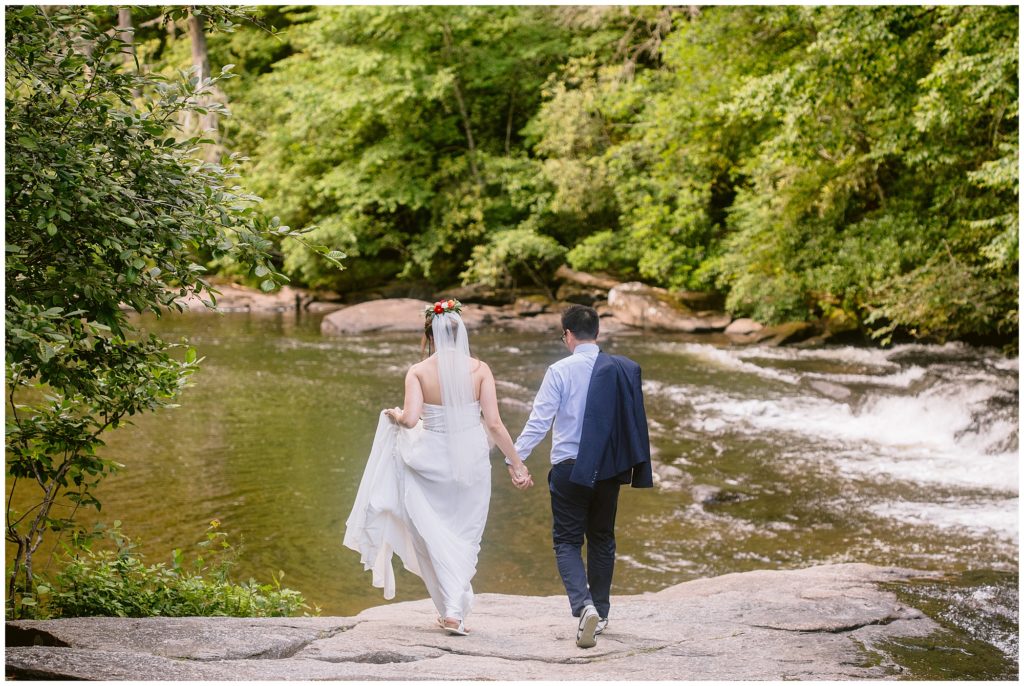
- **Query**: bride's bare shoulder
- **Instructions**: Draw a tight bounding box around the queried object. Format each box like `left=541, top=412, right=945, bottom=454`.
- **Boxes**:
left=407, top=358, right=432, bottom=376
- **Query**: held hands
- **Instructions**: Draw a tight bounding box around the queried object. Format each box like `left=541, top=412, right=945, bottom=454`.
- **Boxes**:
left=507, top=463, right=533, bottom=490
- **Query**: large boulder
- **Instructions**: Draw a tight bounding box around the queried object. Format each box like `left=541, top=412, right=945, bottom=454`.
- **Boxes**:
left=5, top=564, right=943, bottom=681
left=320, top=299, right=429, bottom=335
left=321, top=299, right=564, bottom=335
left=607, top=282, right=731, bottom=333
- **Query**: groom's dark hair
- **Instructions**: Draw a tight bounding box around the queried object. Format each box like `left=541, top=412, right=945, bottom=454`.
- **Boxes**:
left=562, top=304, right=599, bottom=340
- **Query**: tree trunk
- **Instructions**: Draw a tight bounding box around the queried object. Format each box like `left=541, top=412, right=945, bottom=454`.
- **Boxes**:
left=185, top=12, right=220, bottom=161
left=505, top=87, right=516, bottom=156
left=188, top=13, right=212, bottom=85
left=441, top=22, right=481, bottom=186
left=117, top=7, right=141, bottom=98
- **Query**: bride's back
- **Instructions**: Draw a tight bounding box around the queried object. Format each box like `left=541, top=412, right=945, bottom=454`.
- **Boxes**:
left=413, top=355, right=485, bottom=406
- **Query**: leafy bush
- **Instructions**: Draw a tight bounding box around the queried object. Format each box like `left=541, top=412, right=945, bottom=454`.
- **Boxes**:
left=566, top=230, right=640, bottom=279
left=461, top=227, right=566, bottom=295
left=28, top=521, right=311, bottom=619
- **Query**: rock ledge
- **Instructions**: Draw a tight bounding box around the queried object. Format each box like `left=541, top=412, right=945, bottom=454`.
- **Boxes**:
left=6, top=564, right=939, bottom=680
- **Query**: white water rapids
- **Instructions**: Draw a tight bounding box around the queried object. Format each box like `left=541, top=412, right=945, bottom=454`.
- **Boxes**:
left=642, top=341, right=1019, bottom=541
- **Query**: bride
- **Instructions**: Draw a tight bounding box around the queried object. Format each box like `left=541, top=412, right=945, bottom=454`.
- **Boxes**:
left=344, top=298, right=532, bottom=636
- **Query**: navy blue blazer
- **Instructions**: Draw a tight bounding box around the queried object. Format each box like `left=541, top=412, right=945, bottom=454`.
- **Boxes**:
left=570, top=352, right=654, bottom=489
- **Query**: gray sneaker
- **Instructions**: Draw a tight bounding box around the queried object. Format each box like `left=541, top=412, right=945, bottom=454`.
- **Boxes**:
left=595, top=617, right=608, bottom=635
left=576, top=604, right=599, bottom=648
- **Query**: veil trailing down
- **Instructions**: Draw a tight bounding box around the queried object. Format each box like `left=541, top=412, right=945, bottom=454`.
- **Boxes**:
left=343, top=307, right=491, bottom=629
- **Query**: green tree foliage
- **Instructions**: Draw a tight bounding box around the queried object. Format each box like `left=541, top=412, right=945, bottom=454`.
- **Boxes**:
left=4, top=5, right=339, bottom=616
left=526, top=6, right=1017, bottom=343
left=211, top=6, right=664, bottom=293
left=128, top=5, right=1017, bottom=342
left=223, top=6, right=581, bottom=292
left=712, top=6, right=1018, bottom=341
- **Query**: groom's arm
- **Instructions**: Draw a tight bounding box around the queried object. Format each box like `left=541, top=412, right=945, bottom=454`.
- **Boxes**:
left=511, top=367, right=561, bottom=463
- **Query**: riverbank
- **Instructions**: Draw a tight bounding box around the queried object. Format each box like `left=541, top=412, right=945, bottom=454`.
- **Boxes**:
left=178, top=270, right=861, bottom=347
left=7, top=564, right=960, bottom=680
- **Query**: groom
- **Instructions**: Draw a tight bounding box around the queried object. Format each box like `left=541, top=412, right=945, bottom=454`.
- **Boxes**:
left=511, top=304, right=652, bottom=648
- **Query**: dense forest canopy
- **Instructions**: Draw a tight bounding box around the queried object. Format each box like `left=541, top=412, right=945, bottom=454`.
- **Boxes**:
left=75, top=6, right=1024, bottom=344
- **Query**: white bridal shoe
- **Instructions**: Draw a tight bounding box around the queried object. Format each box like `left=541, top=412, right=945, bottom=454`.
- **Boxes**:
left=439, top=616, right=469, bottom=636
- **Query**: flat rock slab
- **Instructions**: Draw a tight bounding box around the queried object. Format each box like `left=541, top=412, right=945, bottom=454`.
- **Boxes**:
left=6, top=564, right=939, bottom=680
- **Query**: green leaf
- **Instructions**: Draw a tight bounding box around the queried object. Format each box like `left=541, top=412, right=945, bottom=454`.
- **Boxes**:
left=259, top=279, right=276, bottom=292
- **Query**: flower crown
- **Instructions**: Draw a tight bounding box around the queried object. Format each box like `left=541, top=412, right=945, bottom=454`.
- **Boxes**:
left=424, top=298, right=463, bottom=319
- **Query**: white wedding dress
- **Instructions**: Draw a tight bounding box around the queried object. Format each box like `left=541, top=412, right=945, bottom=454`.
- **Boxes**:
left=343, top=313, right=491, bottom=622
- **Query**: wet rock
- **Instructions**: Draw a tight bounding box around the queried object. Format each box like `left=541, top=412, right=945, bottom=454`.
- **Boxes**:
left=321, top=299, right=430, bottom=335
left=555, top=283, right=606, bottom=306
left=750, top=321, right=817, bottom=347
left=6, top=565, right=941, bottom=681
left=725, top=318, right=764, bottom=336
left=607, top=282, right=732, bottom=333
left=495, top=311, right=563, bottom=334
left=808, top=380, right=853, bottom=401
left=513, top=296, right=550, bottom=317
left=792, top=333, right=834, bottom=349
left=305, top=301, right=346, bottom=315
left=454, top=303, right=508, bottom=330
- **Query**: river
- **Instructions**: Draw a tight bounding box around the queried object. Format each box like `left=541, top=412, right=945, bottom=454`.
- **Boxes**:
left=12, top=311, right=1018, bottom=674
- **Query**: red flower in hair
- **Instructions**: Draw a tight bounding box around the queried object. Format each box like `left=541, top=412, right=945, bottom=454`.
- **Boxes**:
left=424, top=297, right=463, bottom=319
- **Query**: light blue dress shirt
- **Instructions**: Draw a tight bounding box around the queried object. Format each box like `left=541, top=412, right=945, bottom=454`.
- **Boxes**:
left=514, top=343, right=600, bottom=465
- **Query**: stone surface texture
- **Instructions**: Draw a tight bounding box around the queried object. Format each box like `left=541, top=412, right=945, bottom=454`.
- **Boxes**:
left=724, top=317, right=764, bottom=335
left=321, top=298, right=431, bottom=334
left=7, top=564, right=939, bottom=681
left=608, top=282, right=732, bottom=333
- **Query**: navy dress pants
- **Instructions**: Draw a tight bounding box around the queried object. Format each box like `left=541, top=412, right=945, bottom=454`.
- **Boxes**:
left=548, top=460, right=621, bottom=619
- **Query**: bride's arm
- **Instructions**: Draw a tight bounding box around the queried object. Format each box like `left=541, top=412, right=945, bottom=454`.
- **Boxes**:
left=478, top=364, right=531, bottom=484
left=387, top=368, right=423, bottom=428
